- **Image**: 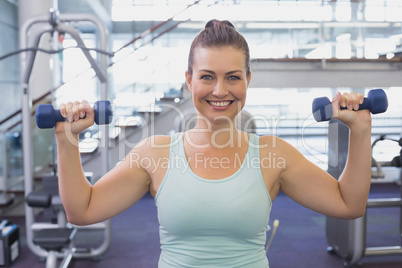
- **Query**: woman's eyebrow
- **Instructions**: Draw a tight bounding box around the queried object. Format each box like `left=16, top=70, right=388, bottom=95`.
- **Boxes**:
left=199, top=69, right=242, bottom=75
left=226, top=70, right=242, bottom=75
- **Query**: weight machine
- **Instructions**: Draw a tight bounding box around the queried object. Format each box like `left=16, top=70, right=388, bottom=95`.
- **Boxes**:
left=326, top=119, right=402, bottom=267
left=20, top=9, right=111, bottom=267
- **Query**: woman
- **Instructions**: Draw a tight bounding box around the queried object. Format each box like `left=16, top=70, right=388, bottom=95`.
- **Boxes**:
left=56, top=20, right=372, bottom=267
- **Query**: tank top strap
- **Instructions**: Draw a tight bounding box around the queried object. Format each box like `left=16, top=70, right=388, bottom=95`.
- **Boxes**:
left=247, top=133, right=260, bottom=160
left=170, top=132, right=183, bottom=154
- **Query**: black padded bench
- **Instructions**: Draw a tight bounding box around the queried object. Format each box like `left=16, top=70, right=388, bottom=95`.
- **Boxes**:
left=33, top=228, right=76, bottom=252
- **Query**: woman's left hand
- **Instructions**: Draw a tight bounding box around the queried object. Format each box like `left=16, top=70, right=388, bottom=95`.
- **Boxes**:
left=332, top=91, right=372, bottom=132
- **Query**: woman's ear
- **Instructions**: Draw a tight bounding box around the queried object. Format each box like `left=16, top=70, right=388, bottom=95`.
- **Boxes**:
left=185, top=70, right=192, bottom=93
left=247, top=71, right=252, bottom=87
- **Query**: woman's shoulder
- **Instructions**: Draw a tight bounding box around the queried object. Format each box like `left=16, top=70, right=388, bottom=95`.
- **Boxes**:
left=258, top=134, right=287, bottom=147
left=132, top=134, right=173, bottom=155
left=258, top=134, right=297, bottom=155
left=146, top=134, right=173, bottom=145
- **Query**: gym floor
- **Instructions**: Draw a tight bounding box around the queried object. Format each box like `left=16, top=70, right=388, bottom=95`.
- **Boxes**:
left=8, top=183, right=402, bottom=268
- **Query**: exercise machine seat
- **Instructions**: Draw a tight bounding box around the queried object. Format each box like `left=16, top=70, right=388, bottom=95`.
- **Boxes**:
left=33, top=228, right=76, bottom=252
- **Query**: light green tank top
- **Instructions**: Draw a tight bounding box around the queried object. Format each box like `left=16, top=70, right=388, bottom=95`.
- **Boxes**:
left=155, top=133, right=272, bottom=267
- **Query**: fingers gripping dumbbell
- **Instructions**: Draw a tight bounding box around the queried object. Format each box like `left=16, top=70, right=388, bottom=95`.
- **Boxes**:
left=312, top=89, right=388, bottom=122
left=35, top=101, right=113, bottom=129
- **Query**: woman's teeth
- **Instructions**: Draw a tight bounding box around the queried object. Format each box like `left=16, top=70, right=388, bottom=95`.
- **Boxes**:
left=208, top=101, right=232, bottom=107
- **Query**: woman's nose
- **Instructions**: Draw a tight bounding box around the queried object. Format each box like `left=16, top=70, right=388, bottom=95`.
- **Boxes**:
left=212, top=80, right=228, bottom=98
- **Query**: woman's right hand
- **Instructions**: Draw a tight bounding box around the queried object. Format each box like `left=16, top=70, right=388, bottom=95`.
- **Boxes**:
left=55, top=100, right=95, bottom=136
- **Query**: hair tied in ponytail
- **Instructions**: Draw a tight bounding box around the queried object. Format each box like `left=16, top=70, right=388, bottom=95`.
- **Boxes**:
left=205, top=19, right=235, bottom=30
left=188, top=19, right=250, bottom=78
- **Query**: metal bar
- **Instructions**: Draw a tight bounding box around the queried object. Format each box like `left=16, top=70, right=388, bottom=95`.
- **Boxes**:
left=115, top=19, right=173, bottom=54
left=367, top=198, right=402, bottom=208
left=114, top=0, right=201, bottom=53
left=54, top=24, right=107, bottom=83
left=58, top=12, right=112, bottom=258
left=1, top=137, right=8, bottom=191
left=22, top=26, right=52, bottom=84
left=365, top=246, right=402, bottom=257
left=21, top=11, right=113, bottom=260
left=20, top=12, right=49, bottom=259
left=349, top=216, right=367, bottom=265
left=251, top=58, right=402, bottom=88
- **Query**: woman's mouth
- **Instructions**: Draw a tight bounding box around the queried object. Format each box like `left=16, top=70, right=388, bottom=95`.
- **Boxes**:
left=207, top=100, right=234, bottom=107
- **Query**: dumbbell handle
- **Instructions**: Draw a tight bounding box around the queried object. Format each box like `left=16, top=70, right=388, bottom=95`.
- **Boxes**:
left=35, top=100, right=113, bottom=129
left=339, top=97, right=371, bottom=111
left=49, top=109, right=65, bottom=122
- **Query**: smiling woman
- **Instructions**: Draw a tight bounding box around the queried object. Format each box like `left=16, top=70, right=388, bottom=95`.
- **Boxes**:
left=185, top=46, right=250, bottom=124
left=185, top=20, right=251, bottom=128
left=55, top=19, right=373, bottom=268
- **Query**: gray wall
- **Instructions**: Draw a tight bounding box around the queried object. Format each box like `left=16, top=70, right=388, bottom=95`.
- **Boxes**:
left=0, top=1, right=20, bottom=131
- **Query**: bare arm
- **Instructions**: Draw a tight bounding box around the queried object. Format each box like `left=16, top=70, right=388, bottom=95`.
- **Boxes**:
left=56, top=101, right=151, bottom=225
left=278, top=92, right=372, bottom=219
left=334, top=91, right=372, bottom=218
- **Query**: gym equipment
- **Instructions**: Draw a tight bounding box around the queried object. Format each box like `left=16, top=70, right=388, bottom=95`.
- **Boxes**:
left=35, top=100, right=113, bottom=129
left=265, top=219, right=280, bottom=254
left=326, top=121, right=402, bottom=266
left=371, top=135, right=402, bottom=179
left=0, top=220, right=20, bottom=266
left=26, top=193, right=76, bottom=268
left=312, top=89, right=388, bottom=122
left=21, top=9, right=112, bottom=266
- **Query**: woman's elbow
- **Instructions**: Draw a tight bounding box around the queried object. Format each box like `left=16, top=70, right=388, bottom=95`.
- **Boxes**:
left=66, top=213, right=90, bottom=226
left=340, top=208, right=366, bottom=220
left=350, top=209, right=366, bottom=220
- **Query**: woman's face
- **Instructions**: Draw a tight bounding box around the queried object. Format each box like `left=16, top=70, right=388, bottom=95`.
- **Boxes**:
left=185, top=46, right=251, bottom=126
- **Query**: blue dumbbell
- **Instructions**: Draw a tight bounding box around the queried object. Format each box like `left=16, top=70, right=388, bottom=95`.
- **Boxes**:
left=312, top=89, right=388, bottom=122
left=35, top=100, right=113, bottom=129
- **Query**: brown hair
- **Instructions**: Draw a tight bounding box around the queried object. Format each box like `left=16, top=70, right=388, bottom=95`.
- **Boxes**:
left=187, top=19, right=250, bottom=78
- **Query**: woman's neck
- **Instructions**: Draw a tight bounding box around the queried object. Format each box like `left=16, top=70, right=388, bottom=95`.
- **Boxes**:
left=186, top=120, right=243, bottom=149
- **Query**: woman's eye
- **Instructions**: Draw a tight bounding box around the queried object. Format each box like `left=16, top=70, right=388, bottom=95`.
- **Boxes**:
left=201, top=75, right=212, bottom=80
left=228, top=76, right=240, bottom=80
